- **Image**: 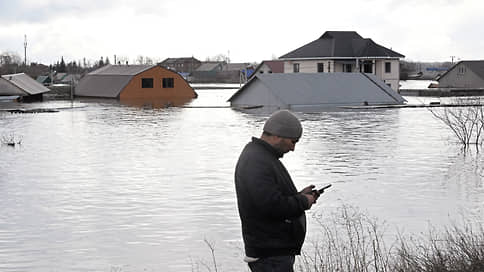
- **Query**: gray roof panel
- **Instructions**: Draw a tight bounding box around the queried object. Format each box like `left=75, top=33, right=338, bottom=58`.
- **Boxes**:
left=89, top=64, right=154, bottom=76
left=229, top=73, right=406, bottom=107
left=1, top=73, right=50, bottom=95
left=75, top=75, right=132, bottom=97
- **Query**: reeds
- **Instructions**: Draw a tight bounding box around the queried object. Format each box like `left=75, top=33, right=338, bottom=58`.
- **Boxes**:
left=296, top=205, right=484, bottom=272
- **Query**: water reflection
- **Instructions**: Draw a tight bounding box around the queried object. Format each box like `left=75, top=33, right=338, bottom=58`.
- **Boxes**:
left=0, top=89, right=483, bottom=271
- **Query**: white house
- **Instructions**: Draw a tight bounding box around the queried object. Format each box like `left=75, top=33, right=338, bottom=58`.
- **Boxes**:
left=279, top=31, right=405, bottom=91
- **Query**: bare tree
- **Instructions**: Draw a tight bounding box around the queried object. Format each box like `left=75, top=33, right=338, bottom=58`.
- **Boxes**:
left=429, top=98, right=484, bottom=148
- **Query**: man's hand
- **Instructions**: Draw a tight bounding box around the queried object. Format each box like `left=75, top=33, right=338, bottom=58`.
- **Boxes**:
left=302, top=193, right=317, bottom=209
left=300, top=185, right=319, bottom=209
left=300, top=185, right=315, bottom=194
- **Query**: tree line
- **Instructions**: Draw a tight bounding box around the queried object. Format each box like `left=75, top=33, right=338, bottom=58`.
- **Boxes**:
left=0, top=50, right=162, bottom=79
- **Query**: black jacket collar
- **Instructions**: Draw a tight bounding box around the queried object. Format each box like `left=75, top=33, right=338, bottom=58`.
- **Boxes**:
left=252, top=137, right=284, bottom=158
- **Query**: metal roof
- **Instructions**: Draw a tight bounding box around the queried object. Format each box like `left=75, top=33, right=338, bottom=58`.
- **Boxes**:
left=280, top=31, right=404, bottom=59
left=229, top=73, right=406, bottom=107
left=76, top=65, right=157, bottom=97
left=75, top=74, right=133, bottom=98
left=88, top=64, right=154, bottom=76
left=0, top=73, right=51, bottom=95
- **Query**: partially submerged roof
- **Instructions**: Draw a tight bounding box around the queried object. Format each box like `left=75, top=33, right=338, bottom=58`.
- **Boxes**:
left=437, top=60, right=484, bottom=81
left=0, top=73, right=50, bottom=96
left=228, top=73, right=406, bottom=108
left=280, top=31, right=404, bottom=59
left=88, top=64, right=154, bottom=76
left=76, top=65, right=154, bottom=98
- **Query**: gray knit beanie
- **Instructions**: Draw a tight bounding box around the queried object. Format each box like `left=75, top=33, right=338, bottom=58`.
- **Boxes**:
left=263, top=110, right=302, bottom=139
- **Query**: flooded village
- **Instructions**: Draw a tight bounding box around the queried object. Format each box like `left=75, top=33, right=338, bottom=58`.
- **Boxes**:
left=1, top=30, right=484, bottom=271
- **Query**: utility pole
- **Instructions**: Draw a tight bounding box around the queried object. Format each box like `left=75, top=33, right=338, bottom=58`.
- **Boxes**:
left=24, top=34, right=27, bottom=66
left=450, top=56, right=456, bottom=64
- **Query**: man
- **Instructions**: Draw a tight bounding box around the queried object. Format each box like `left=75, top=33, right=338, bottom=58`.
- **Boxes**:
left=234, top=109, right=319, bottom=272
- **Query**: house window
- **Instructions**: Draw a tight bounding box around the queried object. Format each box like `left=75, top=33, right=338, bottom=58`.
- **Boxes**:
left=162, top=77, right=174, bottom=88
left=293, top=63, right=300, bottom=73
left=458, top=66, right=466, bottom=74
left=317, top=63, right=324, bottom=73
left=385, top=62, right=391, bottom=73
left=363, top=61, right=373, bottom=73
left=343, top=64, right=352, bottom=73
left=142, top=78, right=154, bottom=88
left=328, top=62, right=331, bottom=73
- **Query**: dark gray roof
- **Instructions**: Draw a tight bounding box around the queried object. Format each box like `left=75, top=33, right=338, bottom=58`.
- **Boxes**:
left=229, top=72, right=406, bottom=107
left=0, top=73, right=50, bottom=96
left=280, top=31, right=405, bottom=59
left=160, top=57, right=200, bottom=64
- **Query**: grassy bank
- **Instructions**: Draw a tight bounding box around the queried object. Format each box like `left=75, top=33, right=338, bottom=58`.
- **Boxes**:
left=297, top=205, right=484, bottom=272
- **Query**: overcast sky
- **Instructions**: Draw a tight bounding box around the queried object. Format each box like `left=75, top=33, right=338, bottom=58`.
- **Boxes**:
left=1, top=0, right=483, bottom=65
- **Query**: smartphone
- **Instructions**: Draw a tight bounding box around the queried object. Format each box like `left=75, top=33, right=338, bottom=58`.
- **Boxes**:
left=316, top=184, right=332, bottom=194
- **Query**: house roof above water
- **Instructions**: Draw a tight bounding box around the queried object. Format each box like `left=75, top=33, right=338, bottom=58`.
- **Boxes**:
left=228, top=72, right=406, bottom=108
left=0, top=73, right=51, bottom=96
left=88, top=64, right=154, bottom=76
left=280, top=31, right=405, bottom=59
left=438, top=60, right=484, bottom=81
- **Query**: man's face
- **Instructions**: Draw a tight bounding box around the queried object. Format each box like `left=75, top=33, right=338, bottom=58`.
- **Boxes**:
left=273, top=136, right=298, bottom=154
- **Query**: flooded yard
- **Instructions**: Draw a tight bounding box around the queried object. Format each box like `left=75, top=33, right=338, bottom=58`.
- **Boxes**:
left=0, top=87, right=483, bottom=271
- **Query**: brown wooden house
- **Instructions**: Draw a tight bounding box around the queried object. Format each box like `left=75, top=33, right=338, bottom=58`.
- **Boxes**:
left=75, top=65, right=197, bottom=104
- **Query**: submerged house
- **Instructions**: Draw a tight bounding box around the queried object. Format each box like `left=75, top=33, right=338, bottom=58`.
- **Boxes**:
left=251, top=60, right=284, bottom=78
left=76, top=65, right=197, bottom=103
left=0, top=73, right=51, bottom=101
left=159, top=57, right=202, bottom=74
left=437, top=60, right=484, bottom=88
left=228, top=73, right=406, bottom=111
left=279, top=31, right=405, bottom=91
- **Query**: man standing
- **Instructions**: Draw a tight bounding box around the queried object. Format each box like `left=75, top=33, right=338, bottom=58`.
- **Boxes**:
left=234, top=110, right=319, bottom=272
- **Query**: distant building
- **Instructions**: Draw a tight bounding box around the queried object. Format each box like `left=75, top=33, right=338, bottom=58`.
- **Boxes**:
left=228, top=73, right=406, bottom=111
left=196, top=62, right=225, bottom=72
left=190, top=62, right=254, bottom=83
left=60, top=74, right=81, bottom=85
left=437, top=60, right=484, bottom=88
left=279, top=31, right=405, bottom=91
left=36, top=75, right=52, bottom=85
left=0, top=73, right=51, bottom=101
left=54, top=72, right=67, bottom=83
left=159, top=57, right=201, bottom=73
left=75, top=65, right=197, bottom=104
left=251, top=60, right=284, bottom=79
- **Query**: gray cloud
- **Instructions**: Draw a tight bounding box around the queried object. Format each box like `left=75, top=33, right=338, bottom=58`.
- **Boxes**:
left=0, top=0, right=115, bottom=24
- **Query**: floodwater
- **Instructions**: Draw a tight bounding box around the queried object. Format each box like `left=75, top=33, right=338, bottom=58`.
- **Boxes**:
left=0, top=87, right=483, bottom=271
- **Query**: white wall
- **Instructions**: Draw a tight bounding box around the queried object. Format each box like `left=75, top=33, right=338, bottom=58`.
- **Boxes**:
left=282, top=58, right=401, bottom=91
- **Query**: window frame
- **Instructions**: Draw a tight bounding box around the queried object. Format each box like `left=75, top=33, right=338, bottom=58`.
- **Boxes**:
left=293, top=63, right=300, bottom=73
left=141, top=78, right=154, bottom=88
left=317, top=63, right=324, bottom=73
left=385, top=62, right=391, bottom=73
left=162, top=77, right=174, bottom=88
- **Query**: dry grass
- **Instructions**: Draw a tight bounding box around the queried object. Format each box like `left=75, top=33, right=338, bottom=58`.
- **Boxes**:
left=296, top=205, right=484, bottom=272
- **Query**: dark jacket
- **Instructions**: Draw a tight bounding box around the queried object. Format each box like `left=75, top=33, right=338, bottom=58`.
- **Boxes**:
left=234, top=137, right=310, bottom=258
